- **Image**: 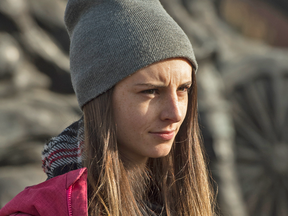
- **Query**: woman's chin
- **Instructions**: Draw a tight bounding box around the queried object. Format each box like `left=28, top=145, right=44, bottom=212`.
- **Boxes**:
left=147, top=146, right=172, bottom=159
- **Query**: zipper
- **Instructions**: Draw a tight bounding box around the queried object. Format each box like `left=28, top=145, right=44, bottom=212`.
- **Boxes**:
left=67, top=185, right=73, bottom=216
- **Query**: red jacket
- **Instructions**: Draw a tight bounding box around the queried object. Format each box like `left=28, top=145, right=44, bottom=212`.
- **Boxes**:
left=0, top=168, right=88, bottom=216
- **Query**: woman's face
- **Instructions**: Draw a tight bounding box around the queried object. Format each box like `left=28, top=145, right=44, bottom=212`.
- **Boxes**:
left=113, top=58, right=192, bottom=165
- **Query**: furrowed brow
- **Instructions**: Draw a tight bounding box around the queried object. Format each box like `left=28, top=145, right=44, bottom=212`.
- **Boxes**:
left=180, top=81, right=192, bottom=86
left=135, top=81, right=192, bottom=88
left=134, top=83, right=166, bottom=88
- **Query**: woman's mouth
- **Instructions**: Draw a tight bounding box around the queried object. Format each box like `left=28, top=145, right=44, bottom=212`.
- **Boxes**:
left=149, top=131, right=175, bottom=140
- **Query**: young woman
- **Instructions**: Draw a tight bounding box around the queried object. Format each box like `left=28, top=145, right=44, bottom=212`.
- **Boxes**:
left=0, top=0, right=215, bottom=215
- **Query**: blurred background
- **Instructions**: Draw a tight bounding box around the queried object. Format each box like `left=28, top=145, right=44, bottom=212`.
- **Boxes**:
left=0, top=0, right=287, bottom=215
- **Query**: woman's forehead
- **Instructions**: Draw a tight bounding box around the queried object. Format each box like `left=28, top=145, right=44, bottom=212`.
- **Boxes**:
left=128, top=59, right=192, bottom=84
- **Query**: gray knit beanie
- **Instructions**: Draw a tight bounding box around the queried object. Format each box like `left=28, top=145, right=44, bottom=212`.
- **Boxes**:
left=64, top=0, right=198, bottom=108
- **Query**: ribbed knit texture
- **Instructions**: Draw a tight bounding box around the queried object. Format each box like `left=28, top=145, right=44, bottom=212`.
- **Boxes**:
left=65, top=0, right=198, bottom=108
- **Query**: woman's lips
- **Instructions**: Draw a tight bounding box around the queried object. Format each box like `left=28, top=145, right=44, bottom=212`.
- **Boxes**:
left=149, top=131, right=175, bottom=140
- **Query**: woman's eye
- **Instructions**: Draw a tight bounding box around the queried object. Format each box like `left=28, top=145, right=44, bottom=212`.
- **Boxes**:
left=141, top=89, right=158, bottom=94
left=178, top=85, right=191, bottom=92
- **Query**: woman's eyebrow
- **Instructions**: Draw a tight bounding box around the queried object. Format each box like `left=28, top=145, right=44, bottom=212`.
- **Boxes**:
left=134, top=83, right=166, bottom=88
left=134, top=81, right=192, bottom=88
left=180, top=81, right=192, bottom=86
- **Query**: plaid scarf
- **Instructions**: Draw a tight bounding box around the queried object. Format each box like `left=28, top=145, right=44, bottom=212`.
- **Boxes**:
left=41, top=117, right=165, bottom=215
left=42, top=117, right=84, bottom=179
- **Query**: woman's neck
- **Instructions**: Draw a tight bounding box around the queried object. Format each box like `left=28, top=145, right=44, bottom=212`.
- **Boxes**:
left=125, top=162, right=149, bottom=201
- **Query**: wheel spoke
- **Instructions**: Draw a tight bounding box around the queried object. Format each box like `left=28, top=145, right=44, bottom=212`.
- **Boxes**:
left=280, top=77, right=288, bottom=142
left=281, top=115, right=288, bottom=143
left=276, top=186, right=288, bottom=216
left=254, top=76, right=272, bottom=118
left=245, top=177, right=271, bottom=215
left=283, top=175, right=288, bottom=191
left=232, top=98, right=262, bottom=136
left=258, top=186, right=274, bottom=216
left=236, top=139, right=261, bottom=163
left=245, top=80, right=277, bottom=142
left=238, top=164, right=265, bottom=190
left=234, top=112, right=271, bottom=155
left=272, top=73, right=287, bottom=135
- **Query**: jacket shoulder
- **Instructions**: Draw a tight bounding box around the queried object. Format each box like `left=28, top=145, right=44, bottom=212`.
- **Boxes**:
left=0, top=168, right=87, bottom=216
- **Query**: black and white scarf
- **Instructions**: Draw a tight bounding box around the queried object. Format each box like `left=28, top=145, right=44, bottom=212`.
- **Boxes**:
left=42, top=117, right=84, bottom=179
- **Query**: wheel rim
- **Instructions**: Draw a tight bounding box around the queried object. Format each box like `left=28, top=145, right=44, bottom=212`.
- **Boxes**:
left=224, top=57, right=288, bottom=216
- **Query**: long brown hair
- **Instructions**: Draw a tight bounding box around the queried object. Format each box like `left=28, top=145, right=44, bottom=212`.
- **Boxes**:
left=83, top=71, right=215, bottom=216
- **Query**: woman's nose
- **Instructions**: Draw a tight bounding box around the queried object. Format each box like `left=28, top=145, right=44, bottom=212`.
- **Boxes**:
left=160, top=94, right=183, bottom=123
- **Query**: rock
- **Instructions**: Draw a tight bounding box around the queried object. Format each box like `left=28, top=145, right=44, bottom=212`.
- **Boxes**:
left=0, top=0, right=28, bottom=18
left=0, top=33, right=21, bottom=79
left=0, top=141, right=44, bottom=166
left=0, top=89, right=81, bottom=151
left=0, top=79, right=17, bottom=98
left=13, top=61, right=51, bottom=91
left=29, top=0, right=67, bottom=28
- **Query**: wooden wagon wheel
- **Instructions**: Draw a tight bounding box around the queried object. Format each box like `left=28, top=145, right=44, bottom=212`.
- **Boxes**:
left=223, top=56, right=288, bottom=216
